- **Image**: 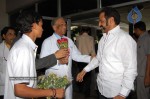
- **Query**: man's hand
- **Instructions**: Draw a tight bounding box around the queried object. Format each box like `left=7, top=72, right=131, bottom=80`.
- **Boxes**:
left=55, top=49, right=69, bottom=59
left=144, top=75, right=150, bottom=87
left=59, top=56, right=69, bottom=64
left=55, top=88, right=65, bottom=98
left=90, top=54, right=96, bottom=61
left=76, top=70, right=86, bottom=82
left=113, top=95, right=125, bottom=99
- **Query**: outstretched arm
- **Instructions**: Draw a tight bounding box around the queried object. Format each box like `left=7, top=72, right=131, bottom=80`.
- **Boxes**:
left=36, top=49, right=69, bottom=70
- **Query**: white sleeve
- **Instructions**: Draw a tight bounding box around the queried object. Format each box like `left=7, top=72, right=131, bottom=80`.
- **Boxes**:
left=10, top=49, right=32, bottom=84
left=70, top=39, right=91, bottom=63
left=84, top=41, right=101, bottom=72
left=119, top=37, right=137, bottom=97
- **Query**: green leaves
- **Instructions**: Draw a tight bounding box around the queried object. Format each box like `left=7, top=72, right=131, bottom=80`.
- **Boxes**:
left=37, top=73, right=70, bottom=89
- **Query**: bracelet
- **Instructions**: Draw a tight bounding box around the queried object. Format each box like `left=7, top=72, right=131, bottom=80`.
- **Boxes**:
left=53, top=89, right=56, bottom=98
left=51, top=89, right=56, bottom=98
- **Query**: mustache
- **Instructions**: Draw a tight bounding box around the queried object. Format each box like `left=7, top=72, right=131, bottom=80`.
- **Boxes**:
left=99, top=26, right=105, bottom=30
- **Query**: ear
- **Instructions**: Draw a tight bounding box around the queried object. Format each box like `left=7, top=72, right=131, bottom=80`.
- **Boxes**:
left=109, top=17, right=114, bottom=24
left=2, top=34, right=6, bottom=39
left=32, top=23, right=37, bottom=30
left=52, top=25, right=57, bottom=31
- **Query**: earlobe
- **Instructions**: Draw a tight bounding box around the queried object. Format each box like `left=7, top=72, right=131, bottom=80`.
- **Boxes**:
left=2, top=34, right=6, bottom=39
left=32, top=23, right=37, bottom=30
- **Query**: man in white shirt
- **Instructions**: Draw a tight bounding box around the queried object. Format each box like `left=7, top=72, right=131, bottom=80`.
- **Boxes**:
left=77, top=7, right=137, bottom=99
left=40, top=17, right=92, bottom=99
left=4, top=11, right=66, bottom=99
left=0, top=26, right=16, bottom=99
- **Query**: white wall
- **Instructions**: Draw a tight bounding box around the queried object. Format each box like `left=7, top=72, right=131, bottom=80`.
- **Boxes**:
left=0, top=0, right=8, bottom=43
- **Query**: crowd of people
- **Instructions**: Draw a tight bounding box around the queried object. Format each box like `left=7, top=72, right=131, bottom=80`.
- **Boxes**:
left=0, top=7, right=150, bottom=99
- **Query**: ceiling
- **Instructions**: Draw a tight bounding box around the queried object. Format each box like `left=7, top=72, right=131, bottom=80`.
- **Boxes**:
left=7, top=0, right=150, bottom=30
left=62, top=0, right=150, bottom=31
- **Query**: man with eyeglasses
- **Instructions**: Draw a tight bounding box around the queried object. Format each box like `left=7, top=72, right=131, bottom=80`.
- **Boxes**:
left=40, top=17, right=93, bottom=99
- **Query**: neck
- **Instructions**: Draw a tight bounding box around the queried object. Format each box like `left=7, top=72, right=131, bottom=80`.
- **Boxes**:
left=140, top=31, right=145, bottom=35
left=4, top=41, right=11, bottom=49
left=106, top=24, right=118, bottom=35
left=57, top=33, right=63, bottom=37
left=25, top=33, right=36, bottom=42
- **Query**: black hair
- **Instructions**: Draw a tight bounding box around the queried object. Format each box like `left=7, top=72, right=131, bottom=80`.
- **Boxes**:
left=1, top=26, right=16, bottom=39
left=16, top=11, right=42, bottom=33
left=134, top=21, right=146, bottom=31
left=80, top=27, right=91, bottom=35
left=99, top=7, right=120, bottom=25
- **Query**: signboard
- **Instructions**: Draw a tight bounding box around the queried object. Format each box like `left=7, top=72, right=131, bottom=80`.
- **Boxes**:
left=127, top=6, right=142, bottom=24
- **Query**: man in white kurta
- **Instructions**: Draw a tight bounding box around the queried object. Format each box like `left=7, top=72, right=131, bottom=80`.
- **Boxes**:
left=40, top=17, right=91, bottom=99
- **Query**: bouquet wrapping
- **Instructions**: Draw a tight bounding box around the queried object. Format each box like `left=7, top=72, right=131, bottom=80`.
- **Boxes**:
left=37, top=73, right=71, bottom=99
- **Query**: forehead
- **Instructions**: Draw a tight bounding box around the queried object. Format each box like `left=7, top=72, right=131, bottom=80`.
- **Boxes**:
left=7, top=29, right=15, bottom=33
left=99, top=12, right=105, bottom=19
left=55, top=18, right=66, bottom=24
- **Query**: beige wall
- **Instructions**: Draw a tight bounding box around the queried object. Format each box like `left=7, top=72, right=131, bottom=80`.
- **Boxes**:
left=0, top=0, right=8, bottom=42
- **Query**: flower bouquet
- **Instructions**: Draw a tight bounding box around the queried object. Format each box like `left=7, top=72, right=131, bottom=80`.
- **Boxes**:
left=37, top=73, right=71, bottom=99
left=57, top=38, right=69, bottom=64
left=57, top=38, right=68, bottom=49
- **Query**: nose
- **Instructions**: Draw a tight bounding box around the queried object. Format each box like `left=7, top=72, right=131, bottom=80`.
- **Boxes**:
left=98, top=21, right=102, bottom=27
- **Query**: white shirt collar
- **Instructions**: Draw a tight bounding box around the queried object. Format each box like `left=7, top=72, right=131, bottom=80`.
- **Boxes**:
left=22, top=34, right=38, bottom=51
left=103, top=25, right=120, bottom=37
left=54, top=33, right=65, bottom=39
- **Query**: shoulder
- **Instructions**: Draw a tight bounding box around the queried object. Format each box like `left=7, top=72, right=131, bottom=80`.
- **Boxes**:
left=11, top=39, right=31, bottom=54
left=118, top=29, right=136, bottom=44
left=43, top=35, right=54, bottom=43
left=89, top=36, right=94, bottom=40
left=64, top=36, right=74, bottom=44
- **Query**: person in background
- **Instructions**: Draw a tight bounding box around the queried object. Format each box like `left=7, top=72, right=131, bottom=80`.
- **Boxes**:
left=76, top=7, right=137, bottom=99
left=134, top=21, right=150, bottom=99
left=40, top=17, right=93, bottom=99
left=4, top=11, right=65, bottom=99
left=0, top=26, right=16, bottom=99
left=76, top=27, right=96, bottom=97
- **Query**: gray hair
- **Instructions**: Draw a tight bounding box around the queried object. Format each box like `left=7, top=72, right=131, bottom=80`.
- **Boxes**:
left=51, top=17, right=66, bottom=26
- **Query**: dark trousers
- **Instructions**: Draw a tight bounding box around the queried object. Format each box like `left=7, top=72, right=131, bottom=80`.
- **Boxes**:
left=77, top=62, right=91, bottom=96
left=99, top=93, right=113, bottom=99
left=0, top=95, right=4, bottom=99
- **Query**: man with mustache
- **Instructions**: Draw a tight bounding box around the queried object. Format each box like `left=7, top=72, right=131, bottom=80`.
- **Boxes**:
left=77, top=7, right=137, bottom=99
